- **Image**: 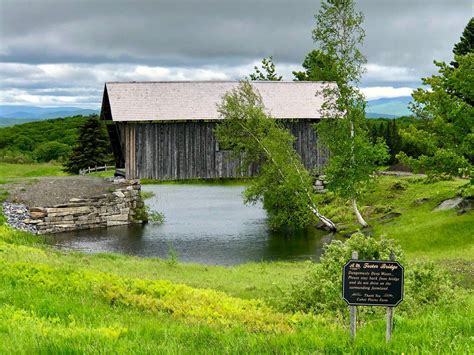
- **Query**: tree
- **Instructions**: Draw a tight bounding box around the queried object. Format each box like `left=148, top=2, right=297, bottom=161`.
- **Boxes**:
left=398, top=19, right=474, bottom=178
left=312, top=0, right=388, bottom=227
left=64, top=115, right=113, bottom=174
left=33, top=141, right=71, bottom=162
left=452, top=17, right=473, bottom=66
left=249, top=56, right=282, bottom=81
left=292, top=49, right=338, bottom=81
left=216, top=81, right=336, bottom=231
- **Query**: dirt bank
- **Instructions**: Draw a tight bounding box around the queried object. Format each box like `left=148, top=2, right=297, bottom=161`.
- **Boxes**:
left=7, top=176, right=128, bottom=207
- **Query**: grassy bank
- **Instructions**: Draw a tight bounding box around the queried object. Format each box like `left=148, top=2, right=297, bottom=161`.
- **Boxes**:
left=0, top=162, right=66, bottom=180
left=320, top=176, right=473, bottom=261
left=0, top=163, right=472, bottom=352
left=0, top=226, right=472, bottom=353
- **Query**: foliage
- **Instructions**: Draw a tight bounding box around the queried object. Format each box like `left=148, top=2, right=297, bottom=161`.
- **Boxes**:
left=399, top=19, right=474, bottom=178
left=313, top=0, right=389, bottom=212
left=216, top=81, right=326, bottom=230
left=292, top=49, right=338, bottom=81
left=140, top=191, right=155, bottom=199
left=33, top=141, right=71, bottom=163
left=285, top=233, right=458, bottom=316
left=147, top=206, right=165, bottom=224
left=0, top=250, right=294, bottom=334
left=63, top=116, right=113, bottom=174
left=0, top=116, right=86, bottom=163
left=249, top=56, right=282, bottom=81
left=452, top=17, right=473, bottom=65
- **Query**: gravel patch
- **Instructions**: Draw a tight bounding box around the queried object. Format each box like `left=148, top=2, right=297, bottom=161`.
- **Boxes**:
left=2, top=202, right=38, bottom=234
left=7, top=176, right=124, bottom=207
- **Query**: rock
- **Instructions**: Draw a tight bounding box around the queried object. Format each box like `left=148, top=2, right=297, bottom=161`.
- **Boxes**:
left=2, top=202, right=38, bottom=234
left=23, top=218, right=41, bottom=224
left=30, top=207, right=46, bottom=213
left=69, top=197, right=86, bottom=202
left=434, top=197, right=463, bottom=211
left=46, top=206, right=92, bottom=216
left=380, top=212, right=402, bottom=221
left=30, top=211, right=47, bottom=219
left=413, top=197, right=430, bottom=205
left=113, top=191, right=125, bottom=198
left=107, top=220, right=129, bottom=227
left=107, top=214, right=129, bottom=222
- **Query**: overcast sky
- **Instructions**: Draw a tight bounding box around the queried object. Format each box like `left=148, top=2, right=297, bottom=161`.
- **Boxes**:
left=0, top=0, right=472, bottom=107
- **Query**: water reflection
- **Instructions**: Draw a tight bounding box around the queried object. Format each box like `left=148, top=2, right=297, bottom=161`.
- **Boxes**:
left=47, top=185, right=339, bottom=265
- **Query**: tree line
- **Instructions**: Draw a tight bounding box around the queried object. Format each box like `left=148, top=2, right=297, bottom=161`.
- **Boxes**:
left=0, top=115, right=113, bottom=173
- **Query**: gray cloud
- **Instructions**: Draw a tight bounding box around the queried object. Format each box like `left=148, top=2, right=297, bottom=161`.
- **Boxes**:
left=0, top=0, right=471, bottom=105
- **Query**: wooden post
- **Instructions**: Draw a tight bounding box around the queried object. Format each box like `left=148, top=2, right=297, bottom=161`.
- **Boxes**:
left=386, top=250, right=395, bottom=342
left=350, top=250, right=358, bottom=339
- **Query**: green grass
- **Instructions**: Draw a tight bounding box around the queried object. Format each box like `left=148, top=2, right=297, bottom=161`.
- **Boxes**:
left=0, top=162, right=67, bottom=179
left=0, top=226, right=472, bottom=353
left=319, top=176, right=473, bottom=261
left=0, top=165, right=472, bottom=352
left=88, top=169, right=115, bottom=177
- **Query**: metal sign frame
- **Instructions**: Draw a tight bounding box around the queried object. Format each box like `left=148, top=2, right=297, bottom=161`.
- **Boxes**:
left=342, top=259, right=404, bottom=307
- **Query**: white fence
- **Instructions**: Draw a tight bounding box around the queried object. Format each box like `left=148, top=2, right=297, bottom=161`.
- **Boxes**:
left=79, top=164, right=111, bottom=176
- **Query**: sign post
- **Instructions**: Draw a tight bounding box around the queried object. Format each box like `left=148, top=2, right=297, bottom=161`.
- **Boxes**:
left=349, top=251, right=358, bottom=339
left=386, top=251, right=396, bottom=342
left=342, top=252, right=404, bottom=341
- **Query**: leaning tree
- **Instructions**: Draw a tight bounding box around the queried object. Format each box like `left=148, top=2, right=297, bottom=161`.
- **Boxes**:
left=216, top=81, right=336, bottom=231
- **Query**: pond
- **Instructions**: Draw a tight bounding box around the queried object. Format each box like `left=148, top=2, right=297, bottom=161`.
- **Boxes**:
left=47, top=184, right=340, bottom=265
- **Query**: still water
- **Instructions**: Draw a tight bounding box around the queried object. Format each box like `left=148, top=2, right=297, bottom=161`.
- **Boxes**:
left=47, top=185, right=338, bottom=265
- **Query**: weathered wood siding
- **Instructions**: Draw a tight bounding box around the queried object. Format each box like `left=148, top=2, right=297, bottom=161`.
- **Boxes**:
left=117, top=120, right=327, bottom=180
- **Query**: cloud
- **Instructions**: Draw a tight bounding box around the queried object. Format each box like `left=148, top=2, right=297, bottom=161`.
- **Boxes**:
left=361, top=86, right=413, bottom=101
left=0, top=61, right=302, bottom=106
left=0, top=0, right=470, bottom=70
left=364, top=64, right=418, bottom=83
left=0, top=0, right=471, bottom=106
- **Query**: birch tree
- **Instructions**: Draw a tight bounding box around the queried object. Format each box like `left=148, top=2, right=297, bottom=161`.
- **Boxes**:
left=313, top=0, right=388, bottom=227
left=216, top=81, right=336, bottom=231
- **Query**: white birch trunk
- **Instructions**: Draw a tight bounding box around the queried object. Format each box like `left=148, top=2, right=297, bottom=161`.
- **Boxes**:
left=352, top=199, right=368, bottom=227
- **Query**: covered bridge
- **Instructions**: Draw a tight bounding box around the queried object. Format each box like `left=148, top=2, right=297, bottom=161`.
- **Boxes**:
left=100, top=81, right=330, bottom=180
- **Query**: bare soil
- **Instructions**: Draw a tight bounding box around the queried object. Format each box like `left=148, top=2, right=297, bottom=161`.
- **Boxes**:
left=7, top=176, right=123, bottom=207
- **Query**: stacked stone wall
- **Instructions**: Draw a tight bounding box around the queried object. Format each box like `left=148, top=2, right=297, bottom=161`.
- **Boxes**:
left=22, top=179, right=146, bottom=234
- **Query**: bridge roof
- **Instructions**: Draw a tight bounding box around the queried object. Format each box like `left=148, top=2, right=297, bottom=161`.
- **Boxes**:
left=101, top=81, right=334, bottom=122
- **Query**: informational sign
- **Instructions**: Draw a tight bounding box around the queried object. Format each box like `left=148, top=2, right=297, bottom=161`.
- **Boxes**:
left=342, top=260, right=404, bottom=307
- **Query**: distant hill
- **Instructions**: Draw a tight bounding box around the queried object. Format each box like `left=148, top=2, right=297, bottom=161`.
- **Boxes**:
left=0, top=105, right=99, bottom=127
left=366, top=96, right=412, bottom=118
left=0, top=97, right=412, bottom=127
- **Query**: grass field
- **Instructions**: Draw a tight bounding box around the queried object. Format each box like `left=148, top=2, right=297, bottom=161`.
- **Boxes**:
left=0, top=162, right=66, bottom=180
left=0, top=163, right=472, bottom=352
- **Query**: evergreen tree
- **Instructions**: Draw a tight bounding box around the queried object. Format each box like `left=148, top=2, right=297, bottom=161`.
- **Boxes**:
left=64, top=115, right=113, bottom=174
left=293, top=49, right=338, bottom=81
left=452, top=17, right=473, bottom=66
left=249, top=56, right=282, bottom=81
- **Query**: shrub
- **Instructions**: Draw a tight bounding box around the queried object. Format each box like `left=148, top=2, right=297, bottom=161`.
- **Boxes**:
left=0, top=149, right=35, bottom=164
left=284, top=233, right=402, bottom=314
left=285, top=233, right=456, bottom=316
left=33, top=141, right=71, bottom=162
